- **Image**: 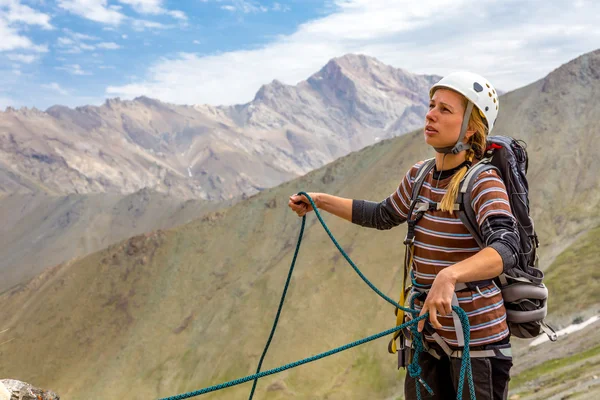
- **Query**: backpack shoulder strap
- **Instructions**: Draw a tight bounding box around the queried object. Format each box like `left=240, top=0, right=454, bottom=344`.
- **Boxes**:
left=457, top=160, right=501, bottom=290
left=456, top=160, right=498, bottom=249
left=407, top=158, right=436, bottom=218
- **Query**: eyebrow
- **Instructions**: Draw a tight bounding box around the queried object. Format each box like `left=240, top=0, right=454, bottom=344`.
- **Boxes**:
left=430, top=100, right=455, bottom=112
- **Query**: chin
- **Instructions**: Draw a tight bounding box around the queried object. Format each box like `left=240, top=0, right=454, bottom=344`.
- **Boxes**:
left=424, top=134, right=439, bottom=147
left=424, top=133, right=452, bottom=149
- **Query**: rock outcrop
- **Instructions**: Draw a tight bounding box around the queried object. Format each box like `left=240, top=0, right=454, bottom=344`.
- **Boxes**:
left=0, top=380, right=59, bottom=400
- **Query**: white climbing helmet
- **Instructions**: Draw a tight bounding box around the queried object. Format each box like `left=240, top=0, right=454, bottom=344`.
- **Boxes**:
left=430, top=71, right=499, bottom=134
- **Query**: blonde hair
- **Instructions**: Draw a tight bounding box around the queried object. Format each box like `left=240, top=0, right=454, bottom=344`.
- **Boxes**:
left=438, top=95, right=489, bottom=214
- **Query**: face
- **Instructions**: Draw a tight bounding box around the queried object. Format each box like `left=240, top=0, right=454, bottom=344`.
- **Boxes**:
left=424, top=88, right=473, bottom=148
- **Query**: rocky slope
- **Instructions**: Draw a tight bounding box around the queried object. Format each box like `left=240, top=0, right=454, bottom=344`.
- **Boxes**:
left=0, top=189, right=228, bottom=293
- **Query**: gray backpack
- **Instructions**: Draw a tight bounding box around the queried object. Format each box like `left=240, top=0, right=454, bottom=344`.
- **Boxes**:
left=455, top=135, right=556, bottom=341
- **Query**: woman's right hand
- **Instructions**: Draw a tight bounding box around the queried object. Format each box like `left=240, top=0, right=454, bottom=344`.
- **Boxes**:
left=288, top=193, right=319, bottom=217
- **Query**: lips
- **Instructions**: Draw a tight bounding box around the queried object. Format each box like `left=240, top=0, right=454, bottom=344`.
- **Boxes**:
left=425, top=125, right=438, bottom=135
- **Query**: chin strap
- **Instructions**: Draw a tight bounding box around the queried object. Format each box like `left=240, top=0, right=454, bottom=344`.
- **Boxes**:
left=434, top=101, right=474, bottom=155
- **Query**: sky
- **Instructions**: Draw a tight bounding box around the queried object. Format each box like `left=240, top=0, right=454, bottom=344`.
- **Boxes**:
left=1, top=0, right=599, bottom=110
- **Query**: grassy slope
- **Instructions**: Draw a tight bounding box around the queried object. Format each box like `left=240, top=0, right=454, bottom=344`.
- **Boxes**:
left=544, top=225, right=600, bottom=318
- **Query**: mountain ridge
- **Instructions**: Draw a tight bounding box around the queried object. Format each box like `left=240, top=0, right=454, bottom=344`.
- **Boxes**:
left=0, top=54, right=440, bottom=201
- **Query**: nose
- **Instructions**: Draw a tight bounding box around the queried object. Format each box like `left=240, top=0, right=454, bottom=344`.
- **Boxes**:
left=425, top=107, right=437, bottom=122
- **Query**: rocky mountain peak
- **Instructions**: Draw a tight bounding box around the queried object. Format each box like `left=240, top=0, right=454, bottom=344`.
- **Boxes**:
left=253, top=79, right=290, bottom=102
left=103, top=97, right=123, bottom=109
left=541, top=49, right=600, bottom=93
left=1, top=106, right=44, bottom=116
left=133, top=95, right=166, bottom=108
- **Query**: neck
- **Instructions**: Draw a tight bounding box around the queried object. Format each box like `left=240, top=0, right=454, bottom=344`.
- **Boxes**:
left=434, top=151, right=468, bottom=171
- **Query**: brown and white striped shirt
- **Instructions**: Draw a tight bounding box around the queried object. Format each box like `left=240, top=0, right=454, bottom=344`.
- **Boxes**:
left=352, top=160, right=520, bottom=347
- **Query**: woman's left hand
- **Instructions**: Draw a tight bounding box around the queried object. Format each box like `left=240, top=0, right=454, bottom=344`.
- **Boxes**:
left=417, top=269, right=457, bottom=332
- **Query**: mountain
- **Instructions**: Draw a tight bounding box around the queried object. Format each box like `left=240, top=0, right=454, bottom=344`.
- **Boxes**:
left=0, top=54, right=440, bottom=201
left=0, top=49, right=599, bottom=399
left=0, top=190, right=228, bottom=293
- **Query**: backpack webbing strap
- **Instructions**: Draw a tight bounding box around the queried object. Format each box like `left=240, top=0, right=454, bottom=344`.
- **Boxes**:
left=404, top=159, right=436, bottom=245
left=409, top=159, right=437, bottom=217
left=451, top=292, right=465, bottom=347
left=390, top=159, right=436, bottom=354
left=456, top=160, right=497, bottom=248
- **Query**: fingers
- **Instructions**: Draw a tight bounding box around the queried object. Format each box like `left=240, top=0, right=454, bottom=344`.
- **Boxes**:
left=289, top=194, right=309, bottom=204
left=418, top=306, right=427, bottom=332
left=288, top=194, right=313, bottom=217
left=442, top=303, right=452, bottom=317
left=429, top=305, right=442, bottom=330
left=418, top=302, right=447, bottom=332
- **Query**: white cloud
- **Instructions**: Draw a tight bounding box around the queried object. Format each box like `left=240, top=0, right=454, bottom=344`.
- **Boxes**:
left=106, top=0, right=600, bottom=107
left=217, top=0, right=288, bottom=13
left=42, top=82, right=69, bottom=95
left=57, top=36, right=75, bottom=46
left=56, top=30, right=121, bottom=52
left=116, top=0, right=187, bottom=19
left=79, top=43, right=95, bottom=50
left=97, top=42, right=121, bottom=49
left=2, top=0, right=52, bottom=28
left=131, top=18, right=169, bottom=31
left=118, top=0, right=163, bottom=14
left=56, top=0, right=184, bottom=30
left=167, top=9, right=186, bottom=20
left=6, top=53, right=37, bottom=63
left=69, top=31, right=99, bottom=41
left=0, top=0, right=51, bottom=51
left=56, top=63, right=90, bottom=75
left=57, top=0, right=126, bottom=25
left=272, top=2, right=290, bottom=12
left=220, top=0, right=268, bottom=13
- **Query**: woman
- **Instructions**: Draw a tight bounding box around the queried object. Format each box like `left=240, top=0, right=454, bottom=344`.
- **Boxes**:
left=288, top=72, right=519, bottom=400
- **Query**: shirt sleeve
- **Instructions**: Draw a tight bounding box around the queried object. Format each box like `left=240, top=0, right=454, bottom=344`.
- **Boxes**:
left=351, top=161, right=423, bottom=230
left=470, top=168, right=520, bottom=271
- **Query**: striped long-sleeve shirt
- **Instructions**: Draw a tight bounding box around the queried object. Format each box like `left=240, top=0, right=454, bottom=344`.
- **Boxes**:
left=352, top=160, right=520, bottom=347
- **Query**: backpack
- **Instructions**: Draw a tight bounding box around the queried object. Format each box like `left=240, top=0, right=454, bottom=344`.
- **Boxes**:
left=389, top=136, right=556, bottom=354
left=456, top=135, right=556, bottom=341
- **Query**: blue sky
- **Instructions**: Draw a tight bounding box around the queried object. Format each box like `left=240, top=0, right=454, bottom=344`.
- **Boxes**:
left=1, top=0, right=600, bottom=110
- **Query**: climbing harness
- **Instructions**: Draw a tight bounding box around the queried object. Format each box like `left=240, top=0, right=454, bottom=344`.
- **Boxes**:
left=159, top=192, right=476, bottom=400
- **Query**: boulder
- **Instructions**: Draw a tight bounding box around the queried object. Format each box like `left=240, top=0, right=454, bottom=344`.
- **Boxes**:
left=0, top=380, right=59, bottom=400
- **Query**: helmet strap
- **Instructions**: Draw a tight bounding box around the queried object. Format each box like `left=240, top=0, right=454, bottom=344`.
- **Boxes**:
left=434, top=101, right=474, bottom=155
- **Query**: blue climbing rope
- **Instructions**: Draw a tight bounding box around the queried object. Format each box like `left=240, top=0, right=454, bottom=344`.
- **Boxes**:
left=247, top=206, right=307, bottom=399
left=159, top=192, right=475, bottom=400
left=160, top=317, right=427, bottom=400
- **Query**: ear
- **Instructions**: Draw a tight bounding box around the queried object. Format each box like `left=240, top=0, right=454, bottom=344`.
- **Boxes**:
left=464, top=129, right=476, bottom=141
